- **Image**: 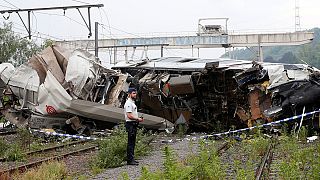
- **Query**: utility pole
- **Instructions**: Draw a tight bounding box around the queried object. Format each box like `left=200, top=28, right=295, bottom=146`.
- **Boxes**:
left=95, top=22, right=99, bottom=57
left=0, top=4, right=104, bottom=39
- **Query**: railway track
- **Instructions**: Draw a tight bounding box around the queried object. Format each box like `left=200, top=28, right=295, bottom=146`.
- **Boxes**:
left=0, top=140, right=98, bottom=176
left=0, top=139, right=90, bottom=162
left=255, top=136, right=278, bottom=180
left=0, top=130, right=17, bottom=136
left=217, top=141, right=230, bottom=155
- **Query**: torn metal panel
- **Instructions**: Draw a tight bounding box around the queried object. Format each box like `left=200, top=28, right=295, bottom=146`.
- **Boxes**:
left=29, top=114, right=66, bottom=129
left=39, top=47, right=66, bottom=84
left=1, top=64, right=40, bottom=111
left=236, top=107, right=250, bottom=122
left=248, top=89, right=262, bottom=120
left=168, top=75, right=194, bottom=96
left=264, top=64, right=311, bottom=89
left=66, top=99, right=173, bottom=130
left=0, top=63, right=15, bottom=84
left=27, top=55, right=48, bottom=84
left=65, top=49, right=100, bottom=99
left=52, top=45, right=70, bottom=75
left=29, top=46, right=66, bottom=85
left=7, top=64, right=39, bottom=92
left=35, top=71, right=72, bottom=115
left=105, top=74, right=129, bottom=107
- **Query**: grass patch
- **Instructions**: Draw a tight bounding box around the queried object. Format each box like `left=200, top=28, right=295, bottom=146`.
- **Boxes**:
left=139, top=140, right=226, bottom=180
left=5, top=143, right=25, bottom=161
left=0, top=138, right=9, bottom=156
left=277, top=136, right=320, bottom=179
left=14, top=161, right=70, bottom=180
left=0, top=116, right=6, bottom=124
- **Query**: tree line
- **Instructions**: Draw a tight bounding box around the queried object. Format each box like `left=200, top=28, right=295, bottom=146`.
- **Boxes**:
left=0, top=22, right=53, bottom=67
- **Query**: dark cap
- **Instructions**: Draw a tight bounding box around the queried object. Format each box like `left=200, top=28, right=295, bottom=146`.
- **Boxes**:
left=128, top=87, right=137, bottom=94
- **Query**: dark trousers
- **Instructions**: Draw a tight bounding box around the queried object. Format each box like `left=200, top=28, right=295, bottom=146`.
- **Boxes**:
left=125, top=121, right=138, bottom=162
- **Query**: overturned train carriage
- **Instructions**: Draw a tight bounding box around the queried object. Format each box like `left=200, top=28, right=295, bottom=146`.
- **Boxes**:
left=113, top=57, right=320, bottom=132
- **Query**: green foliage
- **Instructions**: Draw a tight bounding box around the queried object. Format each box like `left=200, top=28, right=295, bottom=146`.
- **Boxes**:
left=0, top=116, right=6, bottom=123
left=5, top=143, right=25, bottom=161
left=163, top=146, right=192, bottom=180
left=232, top=137, right=269, bottom=179
left=248, top=137, right=269, bottom=157
left=91, top=124, right=152, bottom=169
left=297, top=126, right=308, bottom=140
left=0, top=130, right=30, bottom=161
left=139, top=146, right=192, bottom=180
left=188, top=140, right=226, bottom=179
left=29, top=141, right=45, bottom=151
left=140, top=166, right=163, bottom=180
left=177, top=124, right=186, bottom=138
left=233, top=159, right=254, bottom=180
left=76, top=175, right=88, bottom=180
left=90, top=165, right=103, bottom=175
left=277, top=136, right=320, bottom=179
left=120, top=172, right=130, bottom=180
left=139, top=140, right=226, bottom=180
left=17, top=128, right=33, bottom=150
left=41, top=39, right=55, bottom=49
left=0, top=22, right=41, bottom=66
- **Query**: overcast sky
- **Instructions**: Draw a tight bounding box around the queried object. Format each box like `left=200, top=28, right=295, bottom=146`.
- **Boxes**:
left=1, top=0, right=319, bottom=64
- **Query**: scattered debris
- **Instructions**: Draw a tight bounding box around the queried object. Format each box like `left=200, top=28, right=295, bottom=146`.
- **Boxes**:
left=307, top=136, right=318, bottom=143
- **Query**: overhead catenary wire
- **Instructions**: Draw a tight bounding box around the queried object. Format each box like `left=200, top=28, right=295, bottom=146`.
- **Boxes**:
left=2, top=0, right=19, bottom=9
left=70, top=0, right=90, bottom=5
left=11, top=25, right=65, bottom=41
left=0, top=4, right=14, bottom=9
left=31, top=12, right=38, bottom=35
left=33, top=11, right=110, bottom=39
left=100, top=7, right=113, bottom=37
left=0, top=0, right=143, bottom=40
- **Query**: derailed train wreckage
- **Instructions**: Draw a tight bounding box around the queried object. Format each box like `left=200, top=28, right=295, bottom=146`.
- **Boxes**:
left=0, top=45, right=173, bottom=134
left=0, top=45, right=319, bottom=134
left=113, top=57, right=320, bottom=132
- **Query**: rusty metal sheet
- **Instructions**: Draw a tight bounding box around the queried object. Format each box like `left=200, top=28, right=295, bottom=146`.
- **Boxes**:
left=66, top=99, right=173, bottom=130
left=236, top=107, right=250, bottom=121
left=168, top=75, right=194, bottom=96
left=52, top=45, right=70, bottom=75
left=105, top=74, right=128, bottom=107
left=37, top=47, right=66, bottom=85
left=27, top=55, right=47, bottom=84
left=248, top=89, right=261, bottom=120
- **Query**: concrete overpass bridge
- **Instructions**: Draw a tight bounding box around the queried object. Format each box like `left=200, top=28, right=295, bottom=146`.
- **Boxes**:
left=55, top=31, right=314, bottom=62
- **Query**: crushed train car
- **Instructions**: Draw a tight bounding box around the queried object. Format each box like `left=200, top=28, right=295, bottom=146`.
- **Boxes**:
left=113, top=57, right=320, bottom=132
left=0, top=46, right=173, bottom=134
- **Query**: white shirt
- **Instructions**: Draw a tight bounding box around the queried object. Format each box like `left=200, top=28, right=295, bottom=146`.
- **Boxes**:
left=124, top=98, right=138, bottom=122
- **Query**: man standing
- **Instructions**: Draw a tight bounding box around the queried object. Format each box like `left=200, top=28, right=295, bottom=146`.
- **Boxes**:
left=124, top=87, right=143, bottom=165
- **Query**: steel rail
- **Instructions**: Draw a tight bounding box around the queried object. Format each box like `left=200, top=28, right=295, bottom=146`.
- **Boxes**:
left=255, top=139, right=276, bottom=180
left=0, top=130, right=17, bottom=136
left=217, top=142, right=229, bottom=155
left=0, top=140, right=90, bottom=162
left=0, top=144, right=98, bottom=176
